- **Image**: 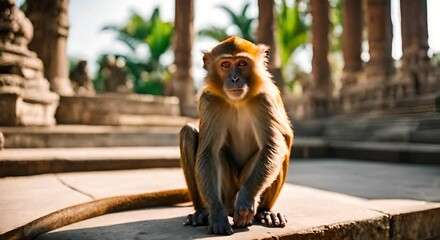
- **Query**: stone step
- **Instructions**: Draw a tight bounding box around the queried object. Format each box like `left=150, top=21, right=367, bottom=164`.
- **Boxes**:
left=0, top=125, right=185, bottom=148
left=1, top=163, right=439, bottom=239
left=324, top=112, right=440, bottom=143
left=329, top=141, right=440, bottom=164
left=0, top=138, right=328, bottom=177
left=1, top=138, right=439, bottom=177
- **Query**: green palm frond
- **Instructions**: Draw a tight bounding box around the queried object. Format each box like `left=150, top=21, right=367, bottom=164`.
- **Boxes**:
left=198, top=2, right=255, bottom=42
left=277, top=0, right=310, bottom=65
left=198, top=26, right=230, bottom=42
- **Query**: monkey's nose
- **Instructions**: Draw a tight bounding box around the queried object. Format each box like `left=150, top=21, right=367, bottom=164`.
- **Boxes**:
left=232, top=76, right=239, bottom=82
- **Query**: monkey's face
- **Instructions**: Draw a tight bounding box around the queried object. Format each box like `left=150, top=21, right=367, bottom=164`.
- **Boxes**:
left=216, top=56, right=252, bottom=101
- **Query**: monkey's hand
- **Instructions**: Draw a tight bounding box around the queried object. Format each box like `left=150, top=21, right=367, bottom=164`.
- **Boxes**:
left=183, top=208, right=209, bottom=226
left=233, top=189, right=255, bottom=227
left=208, top=208, right=233, bottom=235
left=255, top=210, right=287, bottom=227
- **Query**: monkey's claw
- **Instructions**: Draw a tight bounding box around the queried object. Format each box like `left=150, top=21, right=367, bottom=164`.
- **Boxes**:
left=256, top=211, right=287, bottom=227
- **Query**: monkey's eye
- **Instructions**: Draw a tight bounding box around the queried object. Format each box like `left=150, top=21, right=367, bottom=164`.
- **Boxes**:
left=221, top=61, right=231, bottom=68
left=238, top=61, right=247, bottom=67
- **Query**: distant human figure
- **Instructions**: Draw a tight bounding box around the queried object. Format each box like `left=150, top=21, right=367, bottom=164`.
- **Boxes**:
left=102, top=55, right=132, bottom=93
left=70, top=60, right=95, bottom=96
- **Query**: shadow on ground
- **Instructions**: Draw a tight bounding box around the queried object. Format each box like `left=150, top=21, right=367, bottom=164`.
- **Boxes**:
left=287, top=159, right=440, bottom=202
left=37, top=214, right=251, bottom=240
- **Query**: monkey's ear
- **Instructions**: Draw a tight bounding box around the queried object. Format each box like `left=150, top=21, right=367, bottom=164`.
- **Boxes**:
left=202, top=51, right=210, bottom=70
left=257, top=44, right=270, bottom=63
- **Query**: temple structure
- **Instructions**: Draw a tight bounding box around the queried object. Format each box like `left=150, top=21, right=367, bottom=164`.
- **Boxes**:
left=291, top=0, right=439, bottom=120
left=1, top=0, right=438, bottom=138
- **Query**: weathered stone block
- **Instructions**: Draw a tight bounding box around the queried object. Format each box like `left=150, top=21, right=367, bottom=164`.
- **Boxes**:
left=56, top=93, right=180, bottom=125
left=0, top=92, right=58, bottom=126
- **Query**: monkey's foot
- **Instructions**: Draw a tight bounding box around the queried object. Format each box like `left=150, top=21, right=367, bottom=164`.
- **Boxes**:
left=183, top=209, right=209, bottom=226
left=208, top=209, right=233, bottom=235
left=255, top=211, right=287, bottom=227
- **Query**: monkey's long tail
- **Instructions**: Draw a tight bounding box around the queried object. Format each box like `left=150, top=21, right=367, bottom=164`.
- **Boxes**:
left=0, top=188, right=190, bottom=240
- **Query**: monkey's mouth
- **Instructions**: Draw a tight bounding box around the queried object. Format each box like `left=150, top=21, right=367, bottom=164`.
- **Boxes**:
left=226, top=88, right=247, bottom=100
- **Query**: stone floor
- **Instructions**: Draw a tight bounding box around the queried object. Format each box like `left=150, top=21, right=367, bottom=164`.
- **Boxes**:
left=1, top=159, right=439, bottom=239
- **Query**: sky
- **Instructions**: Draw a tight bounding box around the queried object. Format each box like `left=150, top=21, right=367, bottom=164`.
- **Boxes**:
left=66, top=0, right=440, bottom=81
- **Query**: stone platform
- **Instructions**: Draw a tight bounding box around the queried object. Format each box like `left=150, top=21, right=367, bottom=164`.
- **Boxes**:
left=0, top=160, right=439, bottom=240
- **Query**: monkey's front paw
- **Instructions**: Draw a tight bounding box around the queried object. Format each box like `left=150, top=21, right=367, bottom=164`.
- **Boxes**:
left=233, top=190, right=255, bottom=227
left=233, top=207, right=255, bottom=227
left=256, top=210, right=287, bottom=227
left=183, top=209, right=209, bottom=226
left=208, top=209, right=233, bottom=235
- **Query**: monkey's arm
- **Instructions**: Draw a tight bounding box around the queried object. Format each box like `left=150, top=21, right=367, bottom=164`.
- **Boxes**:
left=0, top=189, right=189, bottom=240
left=195, top=92, right=232, bottom=235
left=234, top=93, right=292, bottom=225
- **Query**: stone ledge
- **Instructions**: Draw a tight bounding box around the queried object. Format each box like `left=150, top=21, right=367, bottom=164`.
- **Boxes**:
left=56, top=94, right=181, bottom=125
left=0, top=138, right=328, bottom=176
left=330, top=141, right=440, bottom=164
left=0, top=125, right=182, bottom=148
left=0, top=147, right=181, bottom=177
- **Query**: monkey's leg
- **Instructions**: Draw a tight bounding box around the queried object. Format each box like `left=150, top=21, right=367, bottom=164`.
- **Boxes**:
left=256, top=159, right=289, bottom=227
left=180, top=124, right=209, bottom=226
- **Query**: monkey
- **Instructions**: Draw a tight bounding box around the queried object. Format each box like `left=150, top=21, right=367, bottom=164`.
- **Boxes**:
left=0, top=36, right=293, bottom=240
left=180, top=36, right=293, bottom=235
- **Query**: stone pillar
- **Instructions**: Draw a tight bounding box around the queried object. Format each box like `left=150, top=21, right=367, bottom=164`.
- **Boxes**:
left=310, top=0, right=331, bottom=117
left=25, top=0, right=73, bottom=96
left=341, top=0, right=363, bottom=86
left=0, top=0, right=59, bottom=126
left=365, top=0, right=393, bottom=78
left=400, top=0, right=428, bottom=68
left=400, top=0, right=430, bottom=94
left=172, top=0, right=195, bottom=116
left=257, top=0, right=284, bottom=93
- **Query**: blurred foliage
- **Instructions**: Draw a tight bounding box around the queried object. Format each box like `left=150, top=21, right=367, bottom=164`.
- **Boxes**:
left=198, top=3, right=255, bottom=42
left=275, top=0, right=310, bottom=94
left=432, top=52, right=440, bottom=65
left=100, top=7, right=172, bottom=95
left=329, top=0, right=343, bottom=53
left=276, top=0, right=310, bottom=66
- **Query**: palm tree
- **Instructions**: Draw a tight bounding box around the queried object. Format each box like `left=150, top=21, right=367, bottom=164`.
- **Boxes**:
left=276, top=0, right=309, bottom=66
left=101, top=7, right=173, bottom=95
left=198, top=3, right=255, bottom=42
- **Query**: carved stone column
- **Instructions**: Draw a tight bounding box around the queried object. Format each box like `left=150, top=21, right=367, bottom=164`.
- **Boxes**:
left=400, top=0, right=428, bottom=68
left=25, top=0, right=73, bottom=96
left=257, top=0, right=284, bottom=93
left=172, top=0, right=195, bottom=116
left=310, top=0, right=331, bottom=117
left=400, top=0, right=430, bottom=94
left=365, top=0, right=393, bottom=78
left=341, top=0, right=363, bottom=86
left=0, top=0, right=59, bottom=126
